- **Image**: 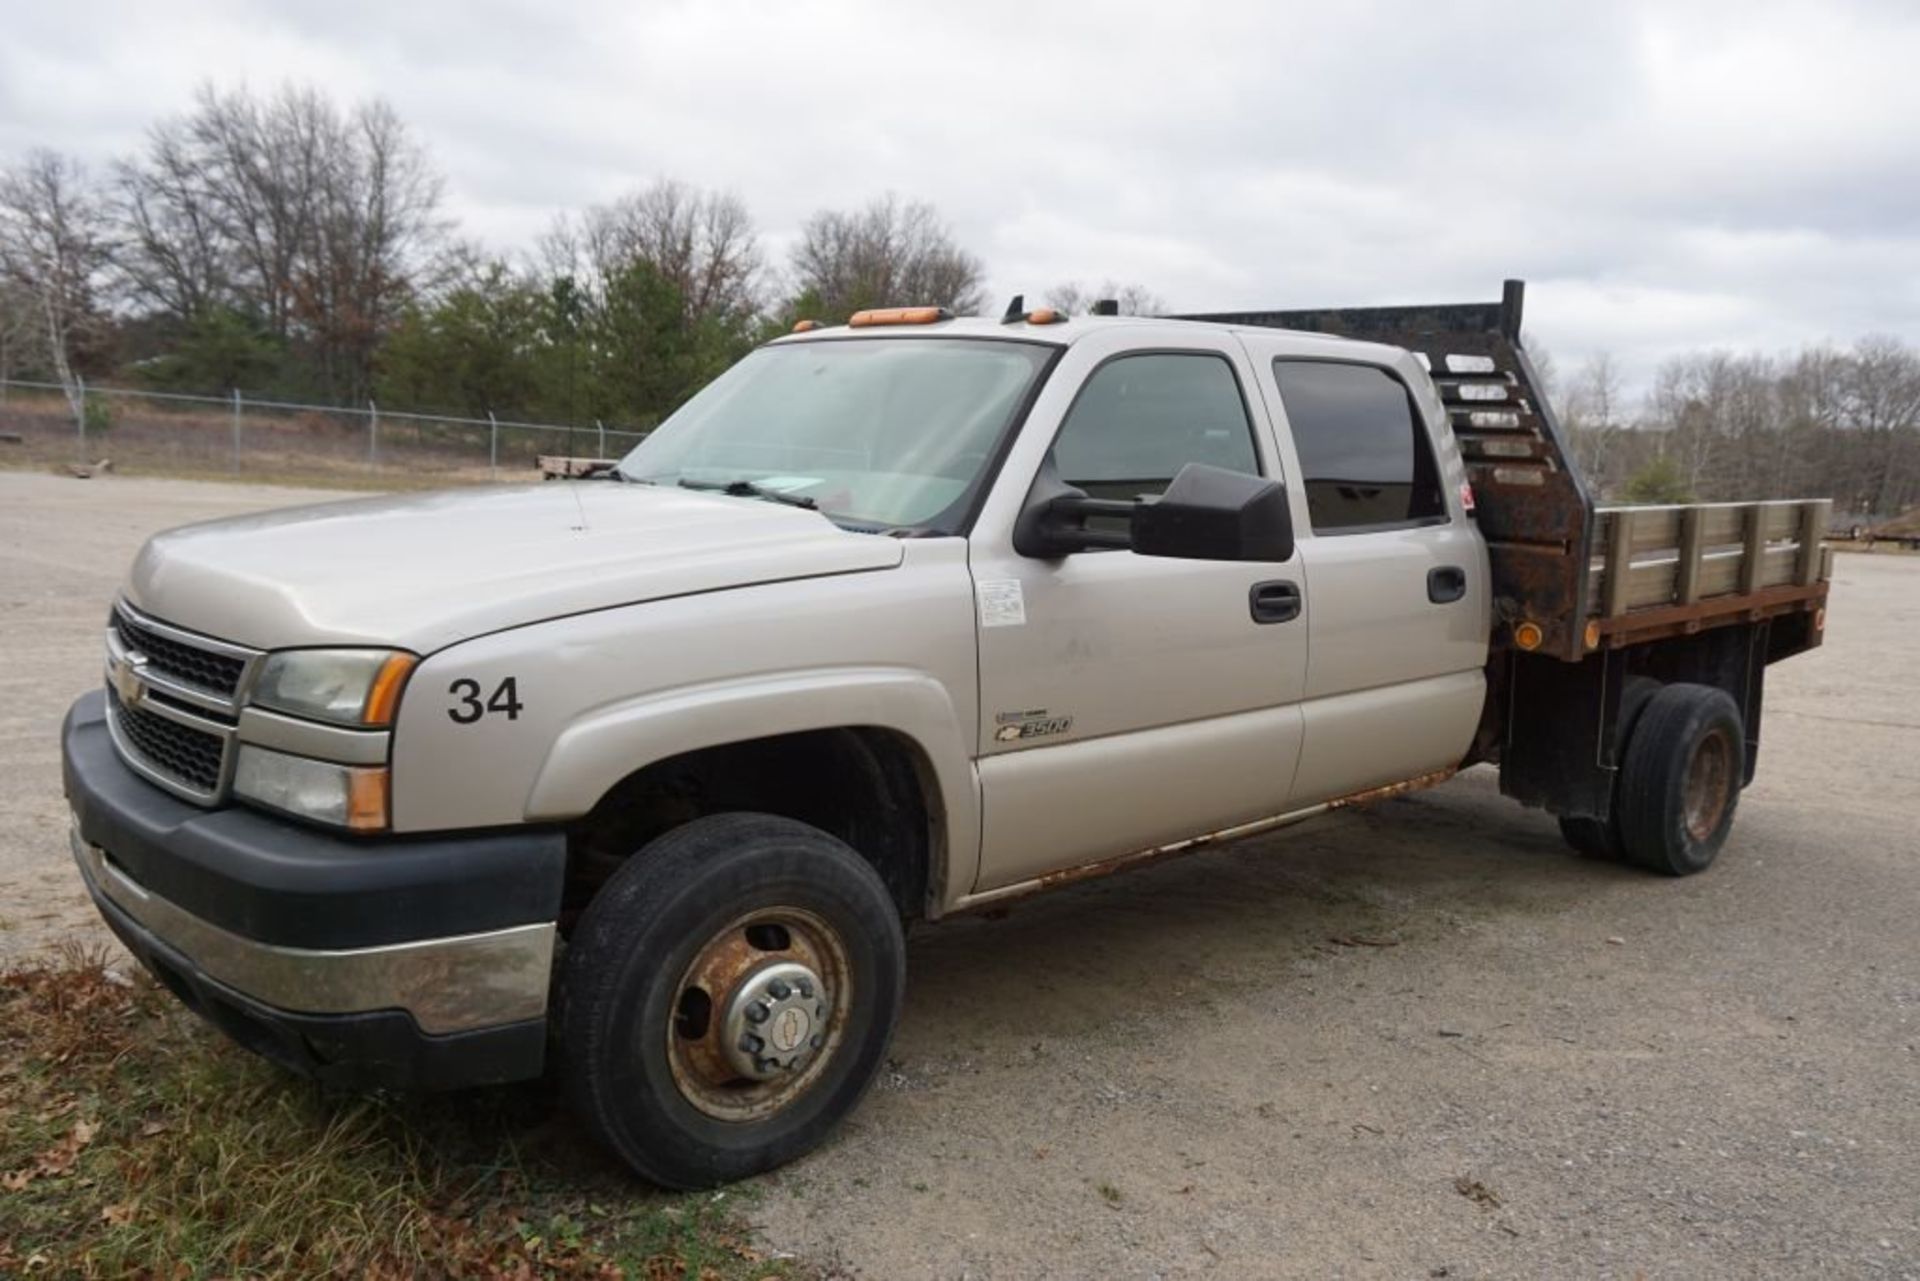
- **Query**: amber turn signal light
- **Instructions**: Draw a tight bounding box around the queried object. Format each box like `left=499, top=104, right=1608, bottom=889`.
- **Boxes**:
left=363, top=653, right=418, bottom=726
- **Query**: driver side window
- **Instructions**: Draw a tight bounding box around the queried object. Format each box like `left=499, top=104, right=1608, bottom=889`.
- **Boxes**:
left=1050, top=352, right=1262, bottom=504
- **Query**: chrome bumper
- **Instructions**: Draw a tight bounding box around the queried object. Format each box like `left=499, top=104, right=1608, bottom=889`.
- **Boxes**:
left=71, top=823, right=555, bottom=1036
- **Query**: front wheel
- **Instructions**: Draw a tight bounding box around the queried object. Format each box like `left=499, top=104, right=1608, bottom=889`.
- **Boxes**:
left=560, top=813, right=905, bottom=1188
left=1615, top=683, right=1746, bottom=876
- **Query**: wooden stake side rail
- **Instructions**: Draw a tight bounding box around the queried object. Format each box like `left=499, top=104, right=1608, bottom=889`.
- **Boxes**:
left=1590, top=499, right=1831, bottom=644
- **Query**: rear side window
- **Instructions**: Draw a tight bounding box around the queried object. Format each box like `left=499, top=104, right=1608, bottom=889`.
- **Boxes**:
left=1272, top=360, right=1446, bottom=532
left=1050, top=353, right=1260, bottom=503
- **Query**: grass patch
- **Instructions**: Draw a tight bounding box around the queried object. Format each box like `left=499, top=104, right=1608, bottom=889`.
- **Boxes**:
left=0, top=947, right=799, bottom=1279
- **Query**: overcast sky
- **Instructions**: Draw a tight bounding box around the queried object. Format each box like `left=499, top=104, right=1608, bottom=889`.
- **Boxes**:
left=3, top=0, right=1915, bottom=395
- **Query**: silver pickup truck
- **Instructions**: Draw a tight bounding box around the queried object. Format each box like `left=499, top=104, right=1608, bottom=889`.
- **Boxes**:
left=62, top=283, right=1831, bottom=1188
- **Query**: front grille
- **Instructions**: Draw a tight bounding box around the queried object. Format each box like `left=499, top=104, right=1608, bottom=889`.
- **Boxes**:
left=111, top=611, right=246, bottom=696
left=107, top=686, right=226, bottom=794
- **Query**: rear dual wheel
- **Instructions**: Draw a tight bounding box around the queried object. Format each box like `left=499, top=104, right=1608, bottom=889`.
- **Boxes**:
left=1561, top=681, right=1745, bottom=876
left=561, top=813, right=905, bottom=1189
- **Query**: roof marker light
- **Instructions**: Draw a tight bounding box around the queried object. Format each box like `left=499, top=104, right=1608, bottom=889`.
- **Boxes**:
left=848, top=306, right=953, bottom=327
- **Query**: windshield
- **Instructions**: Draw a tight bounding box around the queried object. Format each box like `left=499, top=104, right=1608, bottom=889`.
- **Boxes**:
left=618, top=337, right=1056, bottom=532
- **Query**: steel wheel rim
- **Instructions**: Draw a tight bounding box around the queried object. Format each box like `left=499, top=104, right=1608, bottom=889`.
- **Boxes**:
left=1683, top=727, right=1735, bottom=843
left=665, top=906, right=851, bottom=1122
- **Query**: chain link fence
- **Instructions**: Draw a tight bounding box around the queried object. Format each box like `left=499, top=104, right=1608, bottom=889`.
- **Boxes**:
left=0, top=377, right=650, bottom=488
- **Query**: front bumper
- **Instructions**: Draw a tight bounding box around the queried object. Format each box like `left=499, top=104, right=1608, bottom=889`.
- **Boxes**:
left=62, top=691, right=568, bottom=1090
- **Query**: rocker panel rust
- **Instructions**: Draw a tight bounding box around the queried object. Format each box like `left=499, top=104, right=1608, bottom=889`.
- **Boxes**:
left=954, top=767, right=1458, bottom=912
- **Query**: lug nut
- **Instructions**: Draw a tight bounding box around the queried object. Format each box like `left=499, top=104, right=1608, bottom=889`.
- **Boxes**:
left=745, top=1001, right=770, bottom=1024
left=810, top=1034, right=823, bottom=1049
left=815, top=1003, right=826, bottom=1019
left=739, top=1033, right=764, bottom=1054
left=768, top=979, right=791, bottom=1000
left=795, top=978, right=814, bottom=998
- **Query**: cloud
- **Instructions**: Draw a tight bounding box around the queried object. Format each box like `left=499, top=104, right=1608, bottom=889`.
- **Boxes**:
left=2, top=0, right=1913, bottom=397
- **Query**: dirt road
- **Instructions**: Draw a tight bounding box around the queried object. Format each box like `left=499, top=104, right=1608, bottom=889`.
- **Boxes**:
left=2, top=471, right=1915, bottom=1278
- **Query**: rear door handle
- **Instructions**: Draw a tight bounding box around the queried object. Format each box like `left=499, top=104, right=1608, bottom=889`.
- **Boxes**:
left=1428, top=566, right=1468, bottom=604
left=1249, top=580, right=1302, bottom=624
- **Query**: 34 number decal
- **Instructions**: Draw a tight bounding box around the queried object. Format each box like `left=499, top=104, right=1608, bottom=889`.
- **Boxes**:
left=448, top=676, right=523, bottom=724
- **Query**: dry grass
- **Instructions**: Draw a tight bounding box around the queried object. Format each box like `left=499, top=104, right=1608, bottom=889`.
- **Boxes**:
left=0, top=390, right=605, bottom=492
left=0, top=947, right=795, bottom=1280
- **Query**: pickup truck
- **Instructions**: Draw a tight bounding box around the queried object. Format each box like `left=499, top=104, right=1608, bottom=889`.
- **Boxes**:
left=62, top=282, right=1832, bottom=1188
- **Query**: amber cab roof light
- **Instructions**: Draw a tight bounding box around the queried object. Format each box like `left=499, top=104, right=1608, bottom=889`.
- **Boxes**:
left=847, top=306, right=953, bottom=328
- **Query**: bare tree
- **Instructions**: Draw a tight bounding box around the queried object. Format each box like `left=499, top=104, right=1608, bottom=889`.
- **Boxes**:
left=1562, top=351, right=1628, bottom=495
left=0, top=278, right=39, bottom=385
left=0, top=150, right=111, bottom=412
left=111, top=117, right=229, bottom=321
left=1043, top=280, right=1165, bottom=316
left=1838, top=334, right=1920, bottom=515
left=296, top=99, right=448, bottom=399
left=789, top=195, right=985, bottom=319
left=555, top=180, right=764, bottom=326
left=184, top=83, right=337, bottom=341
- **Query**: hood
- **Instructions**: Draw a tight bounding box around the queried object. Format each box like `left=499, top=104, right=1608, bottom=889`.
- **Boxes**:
left=126, top=482, right=904, bottom=652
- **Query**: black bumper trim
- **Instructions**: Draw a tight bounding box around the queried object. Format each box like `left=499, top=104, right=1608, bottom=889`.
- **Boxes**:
left=63, top=691, right=567, bottom=950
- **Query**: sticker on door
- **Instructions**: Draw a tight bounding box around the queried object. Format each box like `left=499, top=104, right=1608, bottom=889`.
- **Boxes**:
left=976, top=579, right=1027, bottom=628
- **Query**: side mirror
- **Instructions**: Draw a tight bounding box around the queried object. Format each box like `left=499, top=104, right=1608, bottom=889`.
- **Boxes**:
left=1130, top=463, right=1295, bottom=562
left=1013, top=460, right=1294, bottom=562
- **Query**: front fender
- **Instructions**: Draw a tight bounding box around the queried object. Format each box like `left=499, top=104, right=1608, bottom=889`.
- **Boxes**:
left=387, top=547, right=984, bottom=905
left=524, top=666, right=979, bottom=897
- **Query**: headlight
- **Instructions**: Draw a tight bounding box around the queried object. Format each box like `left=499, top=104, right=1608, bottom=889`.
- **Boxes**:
left=234, top=745, right=389, bottom=831
left=251, top=649, right=417, bottom=726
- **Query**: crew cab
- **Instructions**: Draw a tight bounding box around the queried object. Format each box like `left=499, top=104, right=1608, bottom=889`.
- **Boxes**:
left=62, top=283, right=1831, bottom=1187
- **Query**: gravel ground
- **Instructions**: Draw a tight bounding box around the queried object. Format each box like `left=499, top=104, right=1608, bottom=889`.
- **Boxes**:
left=2, top=471, right=1916, bottom=1279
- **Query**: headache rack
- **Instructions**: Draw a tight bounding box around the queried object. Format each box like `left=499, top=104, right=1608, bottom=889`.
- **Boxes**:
left=1179, top=280, right=1830, bottom=662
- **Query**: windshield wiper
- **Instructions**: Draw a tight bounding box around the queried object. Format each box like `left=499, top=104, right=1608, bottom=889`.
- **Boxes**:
left=676, top=477, right=817, bottom=510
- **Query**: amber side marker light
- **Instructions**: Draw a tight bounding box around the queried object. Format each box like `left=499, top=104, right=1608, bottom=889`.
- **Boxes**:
left=363, top=652, right=419, bottom=726
left=1584, top=620, right=1602, bottom=651
left=1514, top=621, right=1545, bottom=651
left=345, top=768, right=391, bottom=832
left=848, top=306, right=953, bottom=327
left=1813, top=606, right=1826, bottom=631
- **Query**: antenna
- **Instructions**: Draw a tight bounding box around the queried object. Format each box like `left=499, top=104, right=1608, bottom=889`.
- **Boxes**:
left=1000, top=294, right=1026, bottom=323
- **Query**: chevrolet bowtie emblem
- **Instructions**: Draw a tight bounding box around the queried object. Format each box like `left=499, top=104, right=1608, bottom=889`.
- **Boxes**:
left=113, top=651, right=150, bottom=709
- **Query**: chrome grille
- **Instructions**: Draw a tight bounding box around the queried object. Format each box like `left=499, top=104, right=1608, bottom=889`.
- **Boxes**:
left=104, top=601, right=261, bottom=804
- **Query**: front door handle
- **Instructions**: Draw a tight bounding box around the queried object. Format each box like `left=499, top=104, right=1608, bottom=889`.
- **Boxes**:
left=1249, top=580, right=1302, bottom=624
left=1428, top=566, right=1468, bottom=604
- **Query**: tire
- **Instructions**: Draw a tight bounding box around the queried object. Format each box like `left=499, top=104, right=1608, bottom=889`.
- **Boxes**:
left=1557, top=677, right=1660, bottom=862
left=560, top=812, right=906, bottom=1188
left=1615, top=683, right=1745, bottom=876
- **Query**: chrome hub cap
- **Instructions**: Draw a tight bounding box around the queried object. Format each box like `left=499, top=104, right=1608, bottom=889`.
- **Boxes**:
left=722, top=960, right=830, bottom=1079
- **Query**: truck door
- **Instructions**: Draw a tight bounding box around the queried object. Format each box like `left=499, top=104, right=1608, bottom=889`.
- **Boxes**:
left=1256, top=354, right=1490, bottom=805
left=968, top=330, right=1309, bottom=892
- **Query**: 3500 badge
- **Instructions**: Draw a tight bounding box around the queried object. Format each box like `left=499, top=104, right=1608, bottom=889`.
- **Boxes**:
left=993, top=714, right=1072, bottom=743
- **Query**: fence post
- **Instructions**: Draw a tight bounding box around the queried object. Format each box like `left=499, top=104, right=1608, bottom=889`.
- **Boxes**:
left=596, top=419, right=606, bottom=458
left=488, top=411, right=499, bottom=479
left=75, top=375, right=86, bottom=462
left=368, top=400, right=379, bottom=469
left=231, top=388, right=242, bottom=474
